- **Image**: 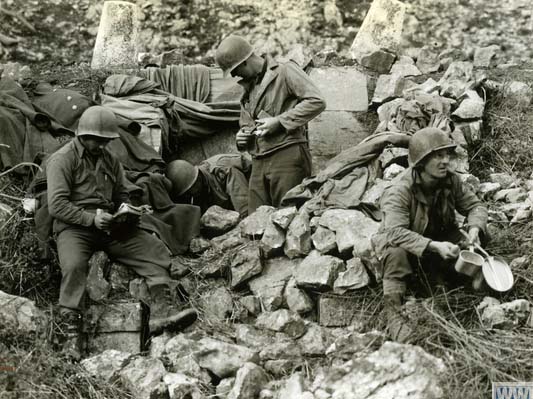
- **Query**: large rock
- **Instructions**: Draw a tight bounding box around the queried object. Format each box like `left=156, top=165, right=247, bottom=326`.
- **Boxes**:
left=284, top=211, right=312, bottom=259
left=308, top=67, right=368, bottom=112
left=271, top=206, right=298, bottom=230
left=473, top=45, right=499, bottom=68
left=389, top=56, right=422, bottom=77
left=284, top=277, right=314, bottom=315
left=119, top=356, right=168, bottom=399
left=318, top=209, right=380, bottom=256
left=91, top=1, right=141, bottom=69
left=248, top=257, right=300, bottom=311
left=201, top=205, right=240, bottom=237
left=259, top=340, right=302, bottom=361
left=325, top=329, right=385, bottom=359
left=162, top=334, right=212, bottom=384
left=87, top=332, right=141, bottom=356
left=261, top=220, right=286, bottom=258
left=83, top=301, right=142, bottom=333
left=255, top=309, right=307, bottom=338
left=194, top=337, right=260, bottom=378
left=230, top=242, right=263, bottom=288
left=311, top=226, right=337, bottom=254
left=350, top=0, right=405, bottom=72
left=240, top=206, right=276, bottom=239
left=416, top=47, right=441, bottom=74
left=318, top=342, right=447, bottom=398
left=295, top=250, right=345, bottom=291
left=235, top=324, right=290, bottom=350
left=198, top=281, right=234, bottom=321
left=502, top=81, right=533, bottom=106
left=164, top=373, right=204, bottom=399
left=81, top=349, right=131, bottom=383
left=297, top=323, right=331, bottom=357
left=333, top=257, right=370, bottom=293
left=212, top=227, right=250, bottom=252
left=227, top=363, right=268, bottom=399
left=0, top=290, right=45, bottom=333
left=452, top=90, right=485, bottom=120
left=372, top=74, right=416, bottom=104
left=489, top=172, right=515, bottom=189
left=86, top=251, right=111, bottom=301
left=277, top=373, right=311, bottom=399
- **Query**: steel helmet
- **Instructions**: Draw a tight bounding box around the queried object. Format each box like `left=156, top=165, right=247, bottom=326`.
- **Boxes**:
left=166, top=160, right=199, bottom=197
left=215, top=35, right=254, bottom=78
left=76, top=106, right=120, bottom=139
left=408, top=127, right=457, bottom=166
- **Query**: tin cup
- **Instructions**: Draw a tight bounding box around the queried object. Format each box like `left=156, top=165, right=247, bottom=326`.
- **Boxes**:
left=455, top=249, right=484, bottom=276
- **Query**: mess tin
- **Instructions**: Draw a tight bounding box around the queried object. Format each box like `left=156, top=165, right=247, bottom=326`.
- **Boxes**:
left=455, top=248, right=484, bottom=276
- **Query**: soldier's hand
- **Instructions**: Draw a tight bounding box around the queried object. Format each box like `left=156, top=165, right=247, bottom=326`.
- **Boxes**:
left=428, top=241, right=460, bottom=261
left=94, top=211, right=113, bottom=230
left=467, top=227, right=481, bottom=247
left=236, top=129, right=253, bottom=151
left=255, top=117, right=281, bottom=136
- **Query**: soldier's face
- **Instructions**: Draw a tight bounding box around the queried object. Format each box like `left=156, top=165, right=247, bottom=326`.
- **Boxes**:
left=231, top=60, right=254, bottom=80
left=422, top=149, right=451, bottom=179
left=80, top=136, right=112, bottom=156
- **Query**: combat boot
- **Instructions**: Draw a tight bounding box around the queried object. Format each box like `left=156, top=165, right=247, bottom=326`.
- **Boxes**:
left=383, top=293, right=413, bottom=344
left=55, top=308, right=83, bottom=360
left=148, top=282, right=197, bottom=336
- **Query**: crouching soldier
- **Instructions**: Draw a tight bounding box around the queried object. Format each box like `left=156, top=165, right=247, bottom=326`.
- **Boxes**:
left=372, top=127, right=488, bottom=342
left=166, top=153, right=252, bottom=217
left=47, top=106, right=197, bottom=353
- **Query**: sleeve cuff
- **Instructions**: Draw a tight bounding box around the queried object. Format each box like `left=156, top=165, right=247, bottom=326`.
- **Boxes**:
left=81, top=211, right=95, bottom=227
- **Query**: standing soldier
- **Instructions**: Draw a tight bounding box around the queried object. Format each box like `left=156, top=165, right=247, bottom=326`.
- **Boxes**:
left=47, top=106, right=197, bottom=352
left=215, top=35, right=326, bottom=214
left=372, top=127, right=488, bottom=342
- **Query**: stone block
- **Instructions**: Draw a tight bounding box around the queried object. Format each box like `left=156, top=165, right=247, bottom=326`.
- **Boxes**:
left=198, top=281, right=234, bottom=321
left=91, top=1, right=141, bottom=69
left=372, top=74, right=416, bottom=104
left=227, top=363, right=268, bottom=399
left=473, top=45, right=499, bottom=68
left=248, top=257, right=300, bottom=311
left=81, top=349, right=131, bottom=382
left=87, top=251, right=111, bottom=302
left=164, top=373, right=204, bottom=399
left=295, top=250, right=345, bottom=291
left=271, top=206, right=298, bottom=230
left=87, top=331, right=141, bottom=355
left=311, top=226, right=337, bottom=254
left=230, top=242, right=263, bottom=288
left=201, top=205, right=240, bottom=237
left=298, top=323, right=332, bottom=357
left=255, top=309, right=307, bottom=338
left=284, top=277, right=314, bottom=315
left=240, top=206, right=276, bottom=239
left=284, top=211, right=312, bottom=259
left=350, top=0, right=406, bottom=66
left=0, top=290, right=45, bottom=334
left=83, top=301, right=142, bottom=333
left=452, top=90, right=485, bottom=120
left=119, top=356, right=167, bottom=399
left=308, top=67, right=368, bottom=112
left=333, top=257, right=370, bottom=293
left=308, top=111, right=371, bottom=173
left=318, top=295, right=361, bottom=327
left=239, top=296, right=261, bottom=316
left=389, top=56, right=421, bottom=77
left=261, top=220, right=286, bottom=258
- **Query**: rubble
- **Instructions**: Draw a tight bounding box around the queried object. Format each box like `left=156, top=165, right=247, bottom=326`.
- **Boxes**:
left=200, top=205, right=240, bottom=237
left=333, top=257, right=370, bottom=293
left=164, top=373, right=204, bottom=399
left=416, top=47, right=441, bottom=74
left=270, top=206, right=298, bottom=230
left=316, top=342, right=447, bottom=398
left=198, top=281, right=234, bottom=320
left=261, top=220, right=286, bottom=258
left=86, top=251, right=111, bottom=302
left=311, top=226, right=337, bottom=254
left=452, top=90, right=485, bottom=119
left=489, top=172, right=516, bottom=189
left=255, top=309, right=307, bottom=339
left=240, top=206, right=276, bottom=239
left=80, top=349, right=131, bottom=383
left=284, top=277, right=314, bottom=315
left=295, top=250, right=345, bottom=291
left=0, top=290, right=45, bottom=333
left=230, top=242, right=263, bottom=288
left=473, top=45, right=499, bottom=68
left=227, top=363, right=268, bottom=399
left=119, top=356, right=168, bottom=399
left=284, top=211, right=312, bottom=259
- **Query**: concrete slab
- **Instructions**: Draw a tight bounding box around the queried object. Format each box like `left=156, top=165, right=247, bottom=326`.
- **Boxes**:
left=87, top=331, right=141, bottom=355
left=308, top=67, right=368, bottom=112
left=308, top=111, right=371, bottom=173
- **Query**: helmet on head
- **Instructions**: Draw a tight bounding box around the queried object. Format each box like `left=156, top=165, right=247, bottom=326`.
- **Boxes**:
left=76, top=106, right=120, bottom=139
left=166, top=160, right=199, bottom=197
left=408, top=127, right=456, bottom=167
left=215, top=35, right=254, bottom=78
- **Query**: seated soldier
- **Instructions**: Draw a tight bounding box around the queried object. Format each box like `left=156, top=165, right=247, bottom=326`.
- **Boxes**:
left=166, top=153, right=251, bottom=217
left=47, top=106, right=197, bottom=352
left=372, top=127, right=488, bottom=343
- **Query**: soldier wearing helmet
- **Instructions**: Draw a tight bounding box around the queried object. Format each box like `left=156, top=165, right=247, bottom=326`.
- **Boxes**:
left=166, top=153, right=251, bottom=217
left=215, top=35, right=326, bottom=213
left=47, top=106, right=196, bottom=355
left=372, top=127, right=488, bottom=343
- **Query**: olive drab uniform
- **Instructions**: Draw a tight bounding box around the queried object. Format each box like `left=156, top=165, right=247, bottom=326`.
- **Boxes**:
left=372, top=167, right=488, bottom=296
left=238, top=55, right=326, bottom=213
